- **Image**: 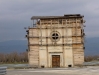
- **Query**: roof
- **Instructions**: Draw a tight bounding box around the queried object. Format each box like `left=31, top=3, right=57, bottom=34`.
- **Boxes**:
left=31, top=14, right=84, bottom=20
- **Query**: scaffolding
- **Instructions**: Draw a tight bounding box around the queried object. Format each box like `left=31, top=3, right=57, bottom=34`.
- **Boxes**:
left=26, top=14, right=85, bottom=67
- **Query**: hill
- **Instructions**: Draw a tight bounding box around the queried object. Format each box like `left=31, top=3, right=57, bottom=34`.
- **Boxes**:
left=0, top=37, right=99, bottom=55
left=0, top=40, right=27, bottom=53
left=85, top=37, right=99, bottom=56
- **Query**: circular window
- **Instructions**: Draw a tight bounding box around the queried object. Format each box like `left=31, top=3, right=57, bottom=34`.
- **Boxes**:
left=52, top=33, right=59, bottom=40
left=50, top=31, right=60, bottom=42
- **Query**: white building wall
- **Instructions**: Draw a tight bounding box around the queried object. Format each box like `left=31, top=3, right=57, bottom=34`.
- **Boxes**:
left=64, top=28, right=73, bottom=67
left=39, top=47, right=47, bottom=67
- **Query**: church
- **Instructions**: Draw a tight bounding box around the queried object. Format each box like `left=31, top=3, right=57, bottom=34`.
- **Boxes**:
left=26, top=14, right=85, bottom=68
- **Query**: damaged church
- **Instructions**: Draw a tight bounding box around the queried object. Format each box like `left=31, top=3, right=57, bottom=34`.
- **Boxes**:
left=26, top=14, right=85, bottom=68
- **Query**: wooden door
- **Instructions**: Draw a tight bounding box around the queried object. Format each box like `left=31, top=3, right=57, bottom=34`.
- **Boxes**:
left=52, top=55, right=60, bottom=68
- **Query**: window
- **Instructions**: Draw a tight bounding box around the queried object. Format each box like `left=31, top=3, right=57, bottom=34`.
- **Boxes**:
left=52, top=33, right=59, bottom=40
left=50, top=31, right=60, bottom=42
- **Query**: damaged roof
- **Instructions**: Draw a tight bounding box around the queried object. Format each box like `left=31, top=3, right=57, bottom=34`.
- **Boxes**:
left=31, top=14, right=84, bottom=20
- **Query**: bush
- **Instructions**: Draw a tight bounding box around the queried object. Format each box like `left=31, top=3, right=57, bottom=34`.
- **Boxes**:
left=0, top=52, right=28, bottom=64
left=84, top=55, right=99, bottom=62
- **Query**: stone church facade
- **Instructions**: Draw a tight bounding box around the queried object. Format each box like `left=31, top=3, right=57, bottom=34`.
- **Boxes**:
left=26, top=14, right=85, bottom=68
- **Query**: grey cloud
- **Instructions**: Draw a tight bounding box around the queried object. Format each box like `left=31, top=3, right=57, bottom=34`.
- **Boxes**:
left=0, top=0, right=99, bottom=41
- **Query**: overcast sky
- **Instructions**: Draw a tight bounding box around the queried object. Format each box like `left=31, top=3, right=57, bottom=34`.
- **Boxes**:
left=0, top=0, right=99, bottom=42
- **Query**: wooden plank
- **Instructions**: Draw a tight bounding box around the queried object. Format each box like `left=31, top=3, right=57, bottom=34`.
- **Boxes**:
left=29, top=29, right=38, bottom=36
left=29, top=38, right=39, bottom=44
